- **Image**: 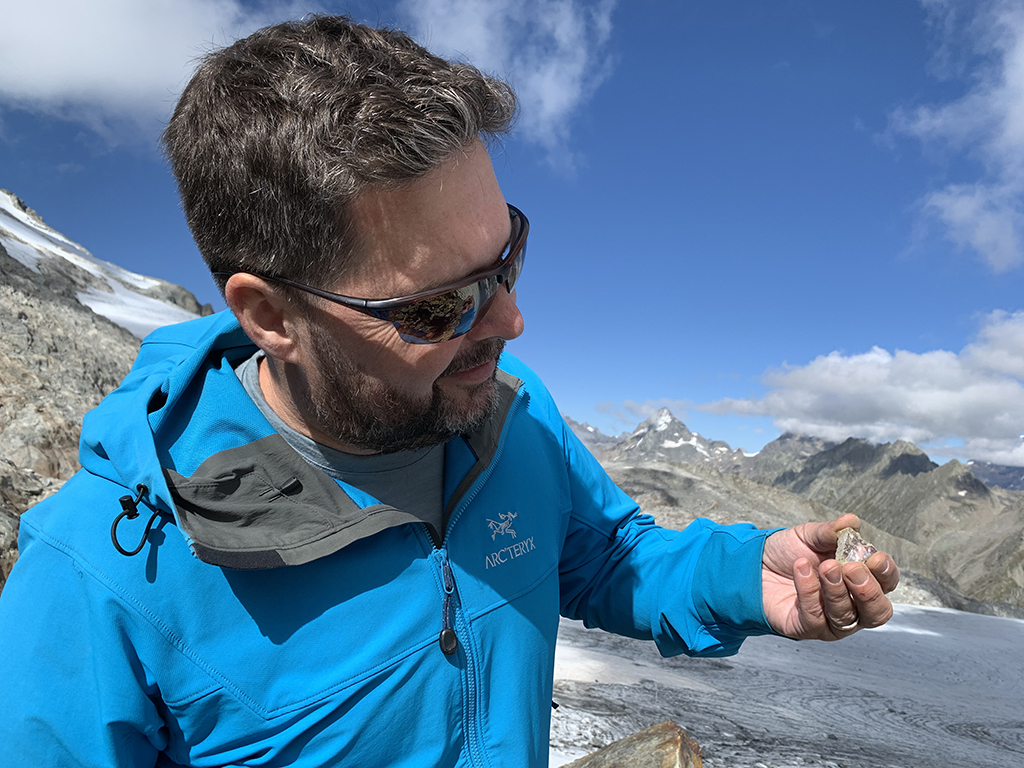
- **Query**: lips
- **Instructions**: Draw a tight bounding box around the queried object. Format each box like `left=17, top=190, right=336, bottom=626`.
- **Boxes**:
left=440, top=339, right=505, bottom=378
left=444, top=358, right=497, bottom=385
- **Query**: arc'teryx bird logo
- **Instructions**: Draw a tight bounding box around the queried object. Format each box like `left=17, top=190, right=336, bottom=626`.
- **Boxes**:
left=486, top=510, right=518, bottom=540
left=483, top=510, right=534, bottom=570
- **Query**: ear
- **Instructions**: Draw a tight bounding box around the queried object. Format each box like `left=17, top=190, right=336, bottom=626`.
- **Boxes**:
left=224, top=273, right=303, bottom=363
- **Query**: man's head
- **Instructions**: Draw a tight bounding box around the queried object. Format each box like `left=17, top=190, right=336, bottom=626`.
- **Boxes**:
left=162, top=14, right=518, bottom=292
left=164, top=16, right=526, bottom=454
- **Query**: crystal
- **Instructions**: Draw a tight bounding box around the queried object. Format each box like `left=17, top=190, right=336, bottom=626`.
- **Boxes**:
left=835, top=527, right=878, bottom=564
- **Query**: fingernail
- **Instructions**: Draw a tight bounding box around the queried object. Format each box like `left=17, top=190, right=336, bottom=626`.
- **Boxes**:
left=878, top=559, right=891, bottom=576
left=796, top=560, right=813, bottom=578
left=847, top=565, right=870, bottom=586
left=824, top=566, right=842, bottom=586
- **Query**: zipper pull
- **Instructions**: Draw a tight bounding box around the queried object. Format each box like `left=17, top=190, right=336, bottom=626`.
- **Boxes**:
left=439, top=550, right=458, bottom=655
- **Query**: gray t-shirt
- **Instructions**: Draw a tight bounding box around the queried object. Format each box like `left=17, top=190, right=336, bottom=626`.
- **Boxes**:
left=237, top=351, right=446, bottom=539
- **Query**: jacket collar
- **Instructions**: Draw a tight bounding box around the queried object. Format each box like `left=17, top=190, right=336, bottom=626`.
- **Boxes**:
left=163, top=369, right=522, bottom=570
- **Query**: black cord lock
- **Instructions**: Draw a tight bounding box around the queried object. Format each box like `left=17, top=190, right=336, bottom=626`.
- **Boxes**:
left=110, top=484, right=159, bottom=557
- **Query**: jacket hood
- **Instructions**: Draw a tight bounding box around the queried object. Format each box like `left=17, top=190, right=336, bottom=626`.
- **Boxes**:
left=80, top=311, right=521, bottom=570
left=80, top=310, right=255, bottom=515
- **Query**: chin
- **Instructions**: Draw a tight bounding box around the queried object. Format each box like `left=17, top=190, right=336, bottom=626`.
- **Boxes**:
left=438, top=375, right=499, bottom=430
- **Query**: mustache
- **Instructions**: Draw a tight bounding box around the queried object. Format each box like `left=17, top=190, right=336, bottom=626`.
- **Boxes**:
left=441, top=339, right=506, bottom=377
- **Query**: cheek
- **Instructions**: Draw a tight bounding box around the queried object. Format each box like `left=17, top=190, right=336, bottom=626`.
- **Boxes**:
left=371, top=340, right=460, bottom=391
left=313, top=311, right=462, bottom=389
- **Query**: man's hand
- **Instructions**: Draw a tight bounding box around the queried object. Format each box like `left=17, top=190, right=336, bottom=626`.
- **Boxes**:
left=761, top=514, right=900, bottom=641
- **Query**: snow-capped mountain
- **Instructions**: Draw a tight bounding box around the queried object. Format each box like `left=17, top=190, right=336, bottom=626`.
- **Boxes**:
left=601, top=407, right=754, bottom=471
left=0, top=189, right=207, bottom=338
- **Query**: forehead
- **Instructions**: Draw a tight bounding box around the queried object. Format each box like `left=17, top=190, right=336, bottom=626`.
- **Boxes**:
left=342, top=143, right=511, bottom=298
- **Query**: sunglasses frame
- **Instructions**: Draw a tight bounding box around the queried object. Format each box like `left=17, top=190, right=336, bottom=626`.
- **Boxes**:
left=219, top=204, right=528, bottom=344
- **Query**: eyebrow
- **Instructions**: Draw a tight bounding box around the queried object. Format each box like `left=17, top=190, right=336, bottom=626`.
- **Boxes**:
left=402, top=216, right=514, bottom=296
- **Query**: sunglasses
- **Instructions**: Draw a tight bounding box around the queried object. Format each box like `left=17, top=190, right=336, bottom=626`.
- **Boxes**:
left=222, top=204, right=528, bottom=344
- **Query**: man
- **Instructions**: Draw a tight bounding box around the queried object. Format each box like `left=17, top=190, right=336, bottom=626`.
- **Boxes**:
left=0, top=15, right=898, bottom=767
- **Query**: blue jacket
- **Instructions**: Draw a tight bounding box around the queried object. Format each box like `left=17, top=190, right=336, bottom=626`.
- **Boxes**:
left=0, top=312, right=774, bottom=767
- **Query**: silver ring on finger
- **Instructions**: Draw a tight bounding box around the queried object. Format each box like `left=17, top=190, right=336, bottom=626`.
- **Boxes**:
left=829, top=618, right=859, bottom=632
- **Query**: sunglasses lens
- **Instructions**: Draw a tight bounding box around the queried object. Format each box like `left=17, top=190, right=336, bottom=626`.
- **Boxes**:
left=391, top=211, right=527, bottom=344
left=391, top=285, right=479, bottom=343
left=505, top=240, right=525, bottom=290
left=392, top=258, right=522, bottom=344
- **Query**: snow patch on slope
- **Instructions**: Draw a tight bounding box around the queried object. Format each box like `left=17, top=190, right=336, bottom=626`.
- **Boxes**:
left=77, top=284, right=199, bottom=340
left=1, top=189, right=198, bottom=338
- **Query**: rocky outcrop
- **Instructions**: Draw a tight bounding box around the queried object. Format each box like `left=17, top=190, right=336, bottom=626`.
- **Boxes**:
left=0, top=190, right=209, bottom=594
left=0, top=243, right=139, bottom=592
left=0, top=458, right=63, bottom=587
left=564, top=721, right=702, bottom=768
left=0, top=244, right=139, bottom=479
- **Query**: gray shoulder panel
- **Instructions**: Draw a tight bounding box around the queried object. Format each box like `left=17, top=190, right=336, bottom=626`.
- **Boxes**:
left=165, top=435, right=425, bottom=570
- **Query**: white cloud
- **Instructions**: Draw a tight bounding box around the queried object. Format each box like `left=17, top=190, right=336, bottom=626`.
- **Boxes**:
left=923, top=183, right=1023, bottom=272
left=398, top=0, right=617, bottom=167
left=701, top=311, right=1024, bottom=465
left=1, top=0, right=617, bottom=159
left=0, top=0, right=313, bottom=139
left=890, top=0, right=1024, bottom=272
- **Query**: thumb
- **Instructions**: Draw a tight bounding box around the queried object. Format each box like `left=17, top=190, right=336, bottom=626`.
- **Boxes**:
left=803, top=514, right=861, bottom=554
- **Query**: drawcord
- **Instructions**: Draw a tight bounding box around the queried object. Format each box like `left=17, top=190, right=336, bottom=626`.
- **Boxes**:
left=110, top=484, right=159, bottom=557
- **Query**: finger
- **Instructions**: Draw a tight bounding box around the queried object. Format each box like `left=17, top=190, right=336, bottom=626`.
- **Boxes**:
left=866, top=551, right=901, bottom=594
left=792, top=558, right=827, bottom=638
left=843, top=562, right=894, bottom=629
left=819, top=559, right=860, bottom=635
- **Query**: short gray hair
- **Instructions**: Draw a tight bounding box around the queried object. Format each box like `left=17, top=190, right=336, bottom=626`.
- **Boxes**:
left=162, top=15, right=518, bottom=292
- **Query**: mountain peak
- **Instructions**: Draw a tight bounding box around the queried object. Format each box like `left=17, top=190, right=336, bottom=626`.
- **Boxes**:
left=604, top=409, right=750, bottom=470
left=1, top=187, right=205, bottom=338
left=643, top=408, right=690, bottom=434
left=0, top=189, right=43, bottom=226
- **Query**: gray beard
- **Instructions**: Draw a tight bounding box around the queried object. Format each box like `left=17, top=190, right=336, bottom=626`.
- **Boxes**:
left=303, top=327, right=505, bottom=454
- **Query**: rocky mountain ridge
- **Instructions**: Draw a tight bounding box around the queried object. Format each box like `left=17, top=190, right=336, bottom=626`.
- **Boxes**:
left=966, top=459, right=1024, bottom=490
left=570, top=409, right=1024, bottom=616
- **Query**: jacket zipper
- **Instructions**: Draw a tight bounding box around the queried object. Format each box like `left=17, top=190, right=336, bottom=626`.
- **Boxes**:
left=438, top=549, right=458, bottom=655
left=429, top=388, right=523, bottom=768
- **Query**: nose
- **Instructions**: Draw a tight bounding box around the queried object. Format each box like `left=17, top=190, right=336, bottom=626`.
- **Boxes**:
left=467, top=286, right=524, bottom=342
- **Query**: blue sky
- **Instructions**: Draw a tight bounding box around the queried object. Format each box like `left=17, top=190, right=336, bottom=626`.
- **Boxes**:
left=3, top=0, right=1024, bottom=465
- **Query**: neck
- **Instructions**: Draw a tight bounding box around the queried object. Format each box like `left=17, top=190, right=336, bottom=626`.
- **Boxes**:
left=257, top=355, right=378, bottom=456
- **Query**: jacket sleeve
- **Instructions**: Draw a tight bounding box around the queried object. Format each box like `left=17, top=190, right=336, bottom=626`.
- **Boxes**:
left=555, top=420, right=778, bottom=658
left=0, top=525, right=165, bottom=767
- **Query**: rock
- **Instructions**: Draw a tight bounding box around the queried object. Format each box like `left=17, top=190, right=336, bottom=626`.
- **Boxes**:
left=137, top=277, right=208, bottom=315
left=0, top=505, right=19, bottom=592
left=563, top=721, right=702, bottom=768
left=1, top=246, right=139, bottom=479
left=835, top=527, right=878, bottom=564
left=0, top=457, right=65, bottom=593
